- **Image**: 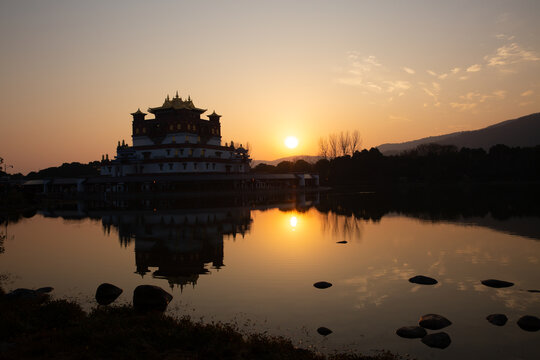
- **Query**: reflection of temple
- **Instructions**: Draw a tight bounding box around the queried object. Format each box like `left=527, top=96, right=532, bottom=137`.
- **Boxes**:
left=101, top=208, right=252, bottom=290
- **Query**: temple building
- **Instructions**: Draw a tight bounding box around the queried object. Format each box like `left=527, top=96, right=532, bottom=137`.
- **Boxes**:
left=101, top=93, right=250, bottom=176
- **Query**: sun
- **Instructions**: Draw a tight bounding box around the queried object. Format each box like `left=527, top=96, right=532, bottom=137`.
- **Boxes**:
left=284, top=136, right=299, bottom=149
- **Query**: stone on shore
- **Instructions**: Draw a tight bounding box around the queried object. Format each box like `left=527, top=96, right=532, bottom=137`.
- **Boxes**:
left=317, top=327, right=333, bottom=336
left=395, top=326, right=427, bottom=339
left=133, top=285, right=173, bottom=312
left=36, top=287, right=54, bottom=293
left=313, top=281, right=332, bottom=289
left=517, top=315, right=540, bottom=332
left=409, top=275, right=438, bottom=285
left=419, top=314, right=452, bottom=330
left=421, top=332, right=451, bottom=349
left=481, top=279, right=514, bottom=288
left=486, top=314, right=508, bottom=326
left=5, top=288, right=52, bottom=303
left=95, top=283, right=123, bottom=305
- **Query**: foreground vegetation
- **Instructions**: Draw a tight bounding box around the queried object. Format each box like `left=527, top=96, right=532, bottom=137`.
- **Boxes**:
left=0, top=289, right=401, bottom=360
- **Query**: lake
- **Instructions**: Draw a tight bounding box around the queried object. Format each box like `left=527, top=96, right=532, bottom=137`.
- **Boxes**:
left=1, top=190, right=539, bottom=359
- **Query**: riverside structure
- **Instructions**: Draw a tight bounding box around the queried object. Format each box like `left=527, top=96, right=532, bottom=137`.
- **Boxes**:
left=100, top=93, right=251, bottom=176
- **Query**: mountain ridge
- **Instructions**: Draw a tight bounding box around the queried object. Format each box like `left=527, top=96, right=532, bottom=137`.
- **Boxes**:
left=377, top=112, right=540, bottom=155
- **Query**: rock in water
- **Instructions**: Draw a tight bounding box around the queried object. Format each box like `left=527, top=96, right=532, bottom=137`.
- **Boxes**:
left=527, top=289, right=540, bottom=293
left=517, top=315, right=540, bottom=332
left=317, top=327, right=333, bottom=336
left=486, top=314, right=508, bottom=326
left=409, top=275, right=438, bottom=285
left=133, top=285, right=173, bottom=312
left=336, top=241, right=348, bottom=244
left=419, top=314, right=452, bottom=330
left=396, top=326, right=427, bottom=339
left=95, top=283, right=123, bottom=305
left=481, top=279, right=514, bottom=288
left=421, top=332, right=451, bottom=349
left=313, top=281, right=332, bottom=289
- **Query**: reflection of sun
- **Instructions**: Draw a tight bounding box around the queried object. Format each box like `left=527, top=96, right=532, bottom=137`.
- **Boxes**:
left=284, top=136, right=299, bottom=149
left=289, top=216, right=298, bottom=230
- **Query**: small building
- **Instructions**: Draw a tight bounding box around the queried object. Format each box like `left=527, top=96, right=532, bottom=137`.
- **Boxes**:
left=101, top=93, right=250, bottom=176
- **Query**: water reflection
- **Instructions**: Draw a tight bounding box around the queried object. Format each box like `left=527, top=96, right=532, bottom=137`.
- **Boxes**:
left=101, top=208, right=251, bottom=290
left=1, top=189, right=540, bottom=360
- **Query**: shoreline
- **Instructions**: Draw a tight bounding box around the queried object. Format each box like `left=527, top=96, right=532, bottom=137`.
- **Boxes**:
left=0, top=287, right=402, bottom=360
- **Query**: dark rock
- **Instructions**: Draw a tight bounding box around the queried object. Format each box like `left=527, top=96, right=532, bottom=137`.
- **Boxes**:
left=486, top=314, right=508, bottom=326
left=517, top=315, right=540, bottom=332
left=5, top=288, right=49, bottom=303
left=409, top=275, right=438, bottom=285
left=481, top=279, right=514, bottom=288
left=419, top=314, right=452, bottom=330
left=313, top=281, right=332, bottom=289
left=527, top=289, right=540, bottom=293
left=336, top=241, right=348, bottom=244
left=36, top=287, right=54, bottom=293
left=95, top=283, right=123, bottom=305
left=317, top=327, right=333, bottom=336
left=133, top=285, right=173, bottom=312
left=421, top=332, right=451, bottom=349
left=396, top=326, right=427, bottom=339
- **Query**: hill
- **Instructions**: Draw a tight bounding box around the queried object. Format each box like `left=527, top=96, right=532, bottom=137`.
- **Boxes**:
left=251, top=155, right=321, bottom=167
left=377, top=113, right=540, bottom=155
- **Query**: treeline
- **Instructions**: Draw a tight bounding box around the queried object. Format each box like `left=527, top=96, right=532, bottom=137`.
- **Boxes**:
left=252, top=143, right=540, bottom=186
left=24, top=161, right=101, bottom=180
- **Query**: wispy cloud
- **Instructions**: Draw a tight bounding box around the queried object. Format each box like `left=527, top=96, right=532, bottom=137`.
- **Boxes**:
left=451, top=67, right=460, bottom=74
left=403, top=67, right=415, bottom=74
left=485, top=43, right=540, bottom=67
left=338, top=52, right=412, bottom=95
left=384, top=80, right=411, bottom=92
left=423, top=88, right=440, bottom=107
left=452, top=90, right=507, bottom=111
left=466, top=64, right=482, bottom=72
left=521, top=90, right=534, bottom=97
left=427, top=70, right=437, bottom=76
left=495, top=34, right=515, bottom=41
left=450, top=102, right=477, bottom=111
left=438, top=73, right=448, bottom=80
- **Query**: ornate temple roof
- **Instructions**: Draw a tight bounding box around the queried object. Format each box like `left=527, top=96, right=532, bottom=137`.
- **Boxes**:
left=148, top=92, right=207, bottom=114
left=130, top=108, right=146, bottom=116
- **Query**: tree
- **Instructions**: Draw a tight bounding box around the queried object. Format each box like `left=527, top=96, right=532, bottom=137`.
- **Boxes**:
left=318, top=138, right=328, bottom=159
left=350, top=130, right=362, bottom=154
left=328, top=134, right=339, bottom=159
left=339, top=131, right=350, bottom=156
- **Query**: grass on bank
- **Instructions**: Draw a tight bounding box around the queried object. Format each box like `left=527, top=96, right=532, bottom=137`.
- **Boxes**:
left=0, top=289, right=402, bottom=360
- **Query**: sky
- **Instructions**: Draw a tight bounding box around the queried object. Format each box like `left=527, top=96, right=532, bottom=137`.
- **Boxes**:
left=1, top=0, right=539, bottom=174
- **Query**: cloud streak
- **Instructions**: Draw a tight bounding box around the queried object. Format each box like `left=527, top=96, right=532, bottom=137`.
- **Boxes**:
left=403, top=67, right=415, bottom=74
left=466, top=64, right=482, bottom=72
left=485, top=43, right=540, bottom=67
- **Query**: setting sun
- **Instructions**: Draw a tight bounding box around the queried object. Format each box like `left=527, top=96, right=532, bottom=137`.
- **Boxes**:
left=284, top=136, right=299, bottom=149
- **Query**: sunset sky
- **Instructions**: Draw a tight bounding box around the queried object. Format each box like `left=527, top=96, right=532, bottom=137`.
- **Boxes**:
left=1, top=0, right=539, bottom=174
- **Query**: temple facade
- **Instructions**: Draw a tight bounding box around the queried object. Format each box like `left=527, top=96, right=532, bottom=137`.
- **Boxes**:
left=101, top=93, right=250, bottom=176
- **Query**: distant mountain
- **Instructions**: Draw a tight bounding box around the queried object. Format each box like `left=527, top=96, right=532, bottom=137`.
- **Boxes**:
left=252, top=155, right=322, bottom=167
left=377, top=113, right=540, bottom=155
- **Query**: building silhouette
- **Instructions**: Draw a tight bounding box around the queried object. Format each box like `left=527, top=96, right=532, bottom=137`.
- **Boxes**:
left=101, top=93, right=251, bottom=176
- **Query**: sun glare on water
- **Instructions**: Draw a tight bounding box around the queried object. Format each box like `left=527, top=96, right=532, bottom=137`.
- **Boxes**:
left=284, top=136, right=299, bottom=149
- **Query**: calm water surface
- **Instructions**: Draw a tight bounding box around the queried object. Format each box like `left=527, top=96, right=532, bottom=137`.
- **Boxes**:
left=1, top=193, right=539, bottom=359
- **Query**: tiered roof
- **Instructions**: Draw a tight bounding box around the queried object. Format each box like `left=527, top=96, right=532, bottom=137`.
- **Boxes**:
left=148, top=92, right=207, bottom=114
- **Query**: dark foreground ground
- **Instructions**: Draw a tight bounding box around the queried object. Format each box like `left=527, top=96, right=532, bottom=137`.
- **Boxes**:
left=0, top=289, right=402, bottom=360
